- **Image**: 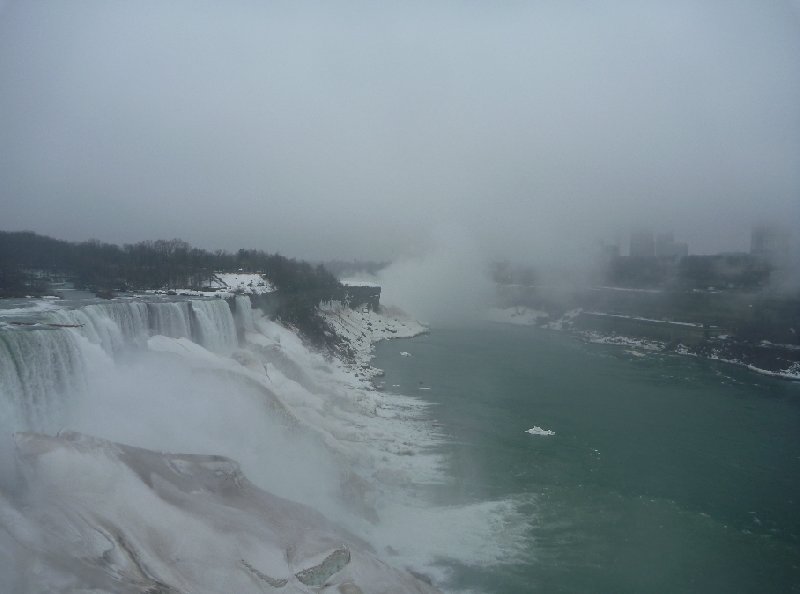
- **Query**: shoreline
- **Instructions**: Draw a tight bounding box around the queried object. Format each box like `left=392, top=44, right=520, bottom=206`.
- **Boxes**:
left=487, top=306, right=800, bottom=382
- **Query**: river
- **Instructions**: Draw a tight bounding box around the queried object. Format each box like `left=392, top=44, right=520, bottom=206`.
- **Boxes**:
left=374, top=322, right=800, bottom=593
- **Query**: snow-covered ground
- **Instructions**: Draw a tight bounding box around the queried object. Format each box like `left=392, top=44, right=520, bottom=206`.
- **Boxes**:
left=340, top=278, right=381, bottom=288
left=581, top=331, right=800, bottom=381
left=148, top=272, right=276, bottom=297
left=488, top=304, right=800, bottom=381
left=320, top=302, right=428, bottom=384
left=208, top=272, right=276, bottom=294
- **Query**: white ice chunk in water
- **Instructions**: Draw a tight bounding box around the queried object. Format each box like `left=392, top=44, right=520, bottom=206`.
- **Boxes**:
left=526, top=426, right=555, bottom=436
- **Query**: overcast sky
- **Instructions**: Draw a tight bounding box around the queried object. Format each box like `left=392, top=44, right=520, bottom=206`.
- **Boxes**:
left=1, top=0, right=798, bottom=262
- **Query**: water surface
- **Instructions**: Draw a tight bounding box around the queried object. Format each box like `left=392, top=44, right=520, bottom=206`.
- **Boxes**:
left=374, top=323, right=800, bottom=593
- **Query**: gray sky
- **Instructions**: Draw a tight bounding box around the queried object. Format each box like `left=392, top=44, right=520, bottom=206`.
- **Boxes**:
left=1, top=0, right=798, bottom=262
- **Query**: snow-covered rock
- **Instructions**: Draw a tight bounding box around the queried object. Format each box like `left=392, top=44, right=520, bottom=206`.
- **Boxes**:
left=320, top=303, right=427, bottom=383
left=2, top=431, right=440, bottom=593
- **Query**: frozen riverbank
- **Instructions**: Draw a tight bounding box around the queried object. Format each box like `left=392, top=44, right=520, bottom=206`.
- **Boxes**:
left=487, top=305, right=800, bottom=381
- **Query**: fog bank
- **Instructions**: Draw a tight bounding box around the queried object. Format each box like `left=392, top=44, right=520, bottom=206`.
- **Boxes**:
left=378, top=226, right=494, bottom=324
left=1, top=0, right=798, bottom=262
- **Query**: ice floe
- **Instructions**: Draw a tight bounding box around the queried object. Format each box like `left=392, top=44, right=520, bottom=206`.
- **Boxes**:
left=526, top=426, right=555, bottom=436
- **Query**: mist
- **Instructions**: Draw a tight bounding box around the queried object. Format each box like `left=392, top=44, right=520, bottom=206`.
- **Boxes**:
left=69, top=343, right=346, bottom=516
left=378, top=225, right=495, bottom=324
left=2, top=4, right=799, bottom=586
left=1, top=0, right=798, bottom=264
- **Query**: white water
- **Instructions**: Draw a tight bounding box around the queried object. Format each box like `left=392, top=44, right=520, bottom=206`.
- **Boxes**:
left=42, top=297, right=237, bottom=356
left=190, top=298, right=238, bottom=353
left=148, top=300, right=192, bottom=339
left=234, top=294, right=256, bottom=334
left=0, top=328, right=85, bottom=433
left=0, top=296, right=523, bottom=592
left=47, top=301, right=149, bottom=355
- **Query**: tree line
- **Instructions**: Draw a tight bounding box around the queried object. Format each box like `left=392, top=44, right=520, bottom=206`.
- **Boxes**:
left=0, top=231, right=344, bottom=344
left=1, top=231, right=336, bottom=293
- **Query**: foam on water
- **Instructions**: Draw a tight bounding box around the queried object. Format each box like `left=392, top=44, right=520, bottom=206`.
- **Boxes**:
left=361, top=496, right=534, bottom=586
left=0, top=300, right=63, bottom=317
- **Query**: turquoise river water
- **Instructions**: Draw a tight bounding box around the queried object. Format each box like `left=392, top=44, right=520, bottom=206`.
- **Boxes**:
left=374, top=322, right=800, bottom=593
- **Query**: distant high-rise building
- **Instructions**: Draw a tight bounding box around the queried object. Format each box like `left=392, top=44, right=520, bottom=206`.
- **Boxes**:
left=655, top=232, right=673, bottom=254
left=656, top=232, right=689, bottom=258
left=629, top=230, right=655, bottom=257
left=751, top=224, right=791, bottom=264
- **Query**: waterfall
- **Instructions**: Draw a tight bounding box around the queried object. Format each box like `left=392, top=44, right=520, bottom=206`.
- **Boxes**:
left=190, top=299, right=238, bottom=354
left=45, top=299, right=237, bottom=355
left=234, top=295, right=256, bottom=334
left=148, top=301, right=192, bottom=339
left=47, top=301, right=149, bottom=356
left=1, top=296, right=240, bottom=433
left=0, top=327, right=86, bottom=433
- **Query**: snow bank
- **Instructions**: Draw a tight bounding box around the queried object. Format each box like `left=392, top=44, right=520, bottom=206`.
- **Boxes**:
left=209, top=272, right=276, bottom=294
left=150, top=272, right=276, bottom=297
left=320, top=302, right=427, bottom=383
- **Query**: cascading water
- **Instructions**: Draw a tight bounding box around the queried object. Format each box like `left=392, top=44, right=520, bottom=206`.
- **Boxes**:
left=234, top=294, right=256, bottom=334
left=148, top=301, right=192, bottom=339
left=0, top=327, right=86, bottom=433
left=1, top=297, right=241, bottom=433
left=190, top=298, right=238, bottom=353
left=47, top=301, right=150, bottom=356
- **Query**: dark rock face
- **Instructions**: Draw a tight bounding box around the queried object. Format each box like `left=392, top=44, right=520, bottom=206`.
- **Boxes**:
left=294, top=548, right=352, bottom=586
left=338, top=286, right=381, bottom=311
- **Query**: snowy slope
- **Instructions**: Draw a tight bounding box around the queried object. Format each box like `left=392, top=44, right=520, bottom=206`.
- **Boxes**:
left=149, top=272, right=276, bottom=297
left=208, top=272, right=276, bottom=294
left=320, top=302, right=427, bottom=383
left=2, top=432, right=439, bottom=594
